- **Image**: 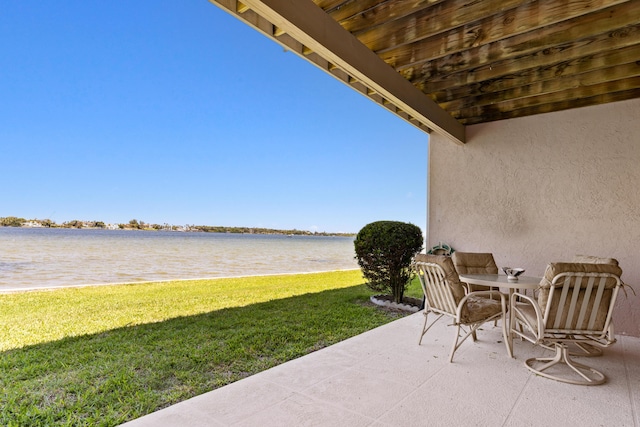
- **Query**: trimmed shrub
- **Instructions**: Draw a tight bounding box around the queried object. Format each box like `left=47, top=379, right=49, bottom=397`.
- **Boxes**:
left=354, top=221, right=423, bottom=303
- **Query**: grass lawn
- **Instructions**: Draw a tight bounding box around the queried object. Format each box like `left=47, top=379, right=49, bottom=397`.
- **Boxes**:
left=0, top=270, right=423, bottom=426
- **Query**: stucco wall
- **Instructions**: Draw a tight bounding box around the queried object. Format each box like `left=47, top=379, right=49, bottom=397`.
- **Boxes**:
left=428, top=98, right=640, bottom=336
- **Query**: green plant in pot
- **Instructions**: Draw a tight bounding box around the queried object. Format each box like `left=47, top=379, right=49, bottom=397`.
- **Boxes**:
left=354, top=220, right=423, bottom=304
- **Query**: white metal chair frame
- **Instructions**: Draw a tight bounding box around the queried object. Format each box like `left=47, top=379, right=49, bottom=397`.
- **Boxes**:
left=510, top=271, right=622, bottom=385
left=414, top=261, right=509, bottom=362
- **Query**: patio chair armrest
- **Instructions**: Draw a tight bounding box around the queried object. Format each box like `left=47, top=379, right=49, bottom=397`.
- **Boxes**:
left=511, top=292, right=544, bottom=340
left=511, top=291, right=536, bottom=307
left=466, top=290, right=506, bottom=302
left=461, top=282, right=471, bottom=295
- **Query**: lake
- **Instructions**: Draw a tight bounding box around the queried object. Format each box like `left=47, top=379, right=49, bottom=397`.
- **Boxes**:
left=0, top=227, right=358, bottom=291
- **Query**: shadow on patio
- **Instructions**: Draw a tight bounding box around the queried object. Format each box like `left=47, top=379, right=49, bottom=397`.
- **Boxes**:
left=122, top=312, right=640, bottom=426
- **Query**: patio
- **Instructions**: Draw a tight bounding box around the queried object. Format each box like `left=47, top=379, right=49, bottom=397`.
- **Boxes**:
left=122, top=312, right=640, bottom=426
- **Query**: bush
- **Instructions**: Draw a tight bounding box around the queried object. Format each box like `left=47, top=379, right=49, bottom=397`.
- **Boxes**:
left=354, top=221, right=424, bottom=303
left=0, top=216, right=26, bottom=227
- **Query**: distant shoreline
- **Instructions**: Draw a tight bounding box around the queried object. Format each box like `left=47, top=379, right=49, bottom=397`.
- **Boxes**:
left=0, top=216, right=355, bottom=237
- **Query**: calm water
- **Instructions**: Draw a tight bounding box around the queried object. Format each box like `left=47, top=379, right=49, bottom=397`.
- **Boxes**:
left=0, top=228, right=358, bottom=291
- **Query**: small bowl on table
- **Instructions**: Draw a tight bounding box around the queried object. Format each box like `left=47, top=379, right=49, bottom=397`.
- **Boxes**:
left=502, top=267, right=525, bottom=281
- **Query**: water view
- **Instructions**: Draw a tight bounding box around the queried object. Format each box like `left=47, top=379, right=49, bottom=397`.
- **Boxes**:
left=0, top=227, right=358, bottom=291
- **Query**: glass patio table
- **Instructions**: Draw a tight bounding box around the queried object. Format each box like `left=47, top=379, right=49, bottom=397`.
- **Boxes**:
left=458, top=274, right=541, bottom=358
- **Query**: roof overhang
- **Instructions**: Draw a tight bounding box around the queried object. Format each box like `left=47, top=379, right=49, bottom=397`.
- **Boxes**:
left=209, top=0, right=466, bottom=144
left=208, top=1, right=640, bottom=146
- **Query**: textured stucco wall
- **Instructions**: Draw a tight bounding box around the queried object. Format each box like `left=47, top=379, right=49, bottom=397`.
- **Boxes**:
left=428, top=98, right=640, bottom=336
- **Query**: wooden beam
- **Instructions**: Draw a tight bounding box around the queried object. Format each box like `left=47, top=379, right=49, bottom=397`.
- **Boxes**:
left=329, top=0, right=448, bottom=32
left=312, top=0, right=347, bottom=11
left=224, top=0, right=465, bottom=144
left=380, top=0, right=630, bottom=68
left=440, top=60, right=640, bottom=111
left=356, top=0, right=529, bottom=52
left=396, top=1, right=639, bottom=81
left=237, top=1, right=250, bottom=13
left=416, top=23, right=640, bottom=93
left=453, top=77, right=640, bottom=117
left=460, top=88, right=640, bottom=125
left=430, top=43, right=640, bottom=104
left=455, top=78, right=640, bottom=122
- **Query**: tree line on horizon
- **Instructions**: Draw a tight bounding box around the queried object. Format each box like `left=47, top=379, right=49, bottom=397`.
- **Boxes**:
left=0, top=216, right=354, bottom=237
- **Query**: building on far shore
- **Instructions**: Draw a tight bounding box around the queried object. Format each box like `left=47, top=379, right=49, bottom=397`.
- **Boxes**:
left=23, top=220, right=44, bottom=228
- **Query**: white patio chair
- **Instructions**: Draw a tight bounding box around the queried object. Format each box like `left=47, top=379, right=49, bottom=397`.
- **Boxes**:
left=510, top=262, right=623, bottom=385
left=413, top=254, right=509, bottom=362
left=562, top=255, right=622, bottom=357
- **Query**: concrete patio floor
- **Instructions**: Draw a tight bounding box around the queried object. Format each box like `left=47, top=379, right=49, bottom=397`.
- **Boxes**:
left=122, top=312, right=639, bottom=426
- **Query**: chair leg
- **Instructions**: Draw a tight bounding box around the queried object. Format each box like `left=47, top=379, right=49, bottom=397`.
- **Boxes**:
left=418, top=311, right=444, bottom=345
left=418, top=311, right=429, bottom=345
left=449, top=324, right=462, bottom=363
left=525, top=343, right=606, bottom=386
left=448, top=323, right=482, bottom=362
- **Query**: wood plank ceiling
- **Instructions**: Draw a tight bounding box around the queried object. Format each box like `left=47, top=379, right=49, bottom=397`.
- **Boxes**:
left=209, top=0, right=640, bottom=143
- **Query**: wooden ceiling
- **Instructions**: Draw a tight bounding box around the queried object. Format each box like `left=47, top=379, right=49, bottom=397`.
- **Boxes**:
left=209, top=0, right=640, bottom=144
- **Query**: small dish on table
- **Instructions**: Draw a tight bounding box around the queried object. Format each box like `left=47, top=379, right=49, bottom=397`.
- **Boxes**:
left=502, top=267, right=525, bottom=281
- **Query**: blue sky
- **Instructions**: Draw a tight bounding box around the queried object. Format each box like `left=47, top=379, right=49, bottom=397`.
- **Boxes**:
left=1, top=1, right=428, bottom=234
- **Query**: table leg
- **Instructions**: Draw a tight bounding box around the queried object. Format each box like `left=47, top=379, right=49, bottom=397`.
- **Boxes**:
left=507, top=288, right=515, bottom=358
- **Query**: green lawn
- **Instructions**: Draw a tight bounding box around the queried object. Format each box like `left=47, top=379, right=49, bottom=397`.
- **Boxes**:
left=0, top=270, right=423, bottom=426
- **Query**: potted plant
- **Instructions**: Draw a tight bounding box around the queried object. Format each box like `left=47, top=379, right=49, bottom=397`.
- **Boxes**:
left=354, top=220, right=423, bottom=306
